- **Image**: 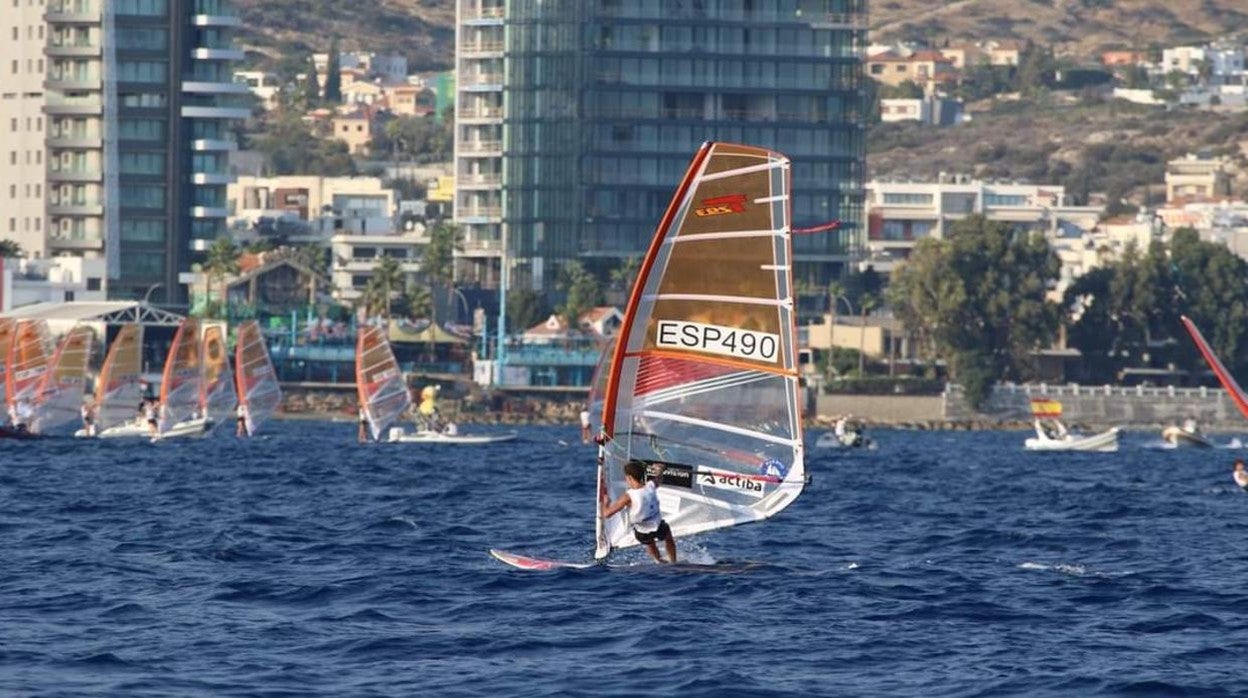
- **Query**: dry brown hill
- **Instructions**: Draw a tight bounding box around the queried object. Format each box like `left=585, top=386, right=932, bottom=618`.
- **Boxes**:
left=871, top=0, right=1248, bottom=58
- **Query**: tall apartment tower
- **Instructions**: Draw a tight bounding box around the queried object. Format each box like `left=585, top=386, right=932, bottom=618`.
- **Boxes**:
left=43, top=0, right=246, bottom=303
left=453, top=0, right=866, bottom=294
left=1, top=0, right=49, bottom=259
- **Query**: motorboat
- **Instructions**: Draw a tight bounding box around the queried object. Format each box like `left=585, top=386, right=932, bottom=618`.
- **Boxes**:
left=1024, top=417, right=1120, bottom=452
left=1161, top=419, right=1214, bottom=449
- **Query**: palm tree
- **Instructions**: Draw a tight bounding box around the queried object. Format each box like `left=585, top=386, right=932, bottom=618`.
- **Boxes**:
left=608, top=255, right=642, bottom=303
left=203, top=236, right=240, bottom=318
left=366, top=256, right=405, bottom=322
left=858, top=293, right=879, bottom=377
left=422, top=220, right=461, bottom=327
left=0, top=239, right=22, bottom=258
left=402, top=285, right=432, bottom=320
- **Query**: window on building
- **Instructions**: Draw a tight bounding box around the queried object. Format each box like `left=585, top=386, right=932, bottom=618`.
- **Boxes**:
left=881, top=192, right=933, bottom=205
left=86, top=277, right=101, bottom=291
left=983, top=193, right=1027, bottom=207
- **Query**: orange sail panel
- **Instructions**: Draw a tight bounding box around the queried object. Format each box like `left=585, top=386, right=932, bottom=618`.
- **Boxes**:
left=36, top=325, right=94, bottom=435
left=7, top=320, right=53, bottom=422
left=595, top=142, right=805, bottom=559
left=0, top=318, right=15, bottom=406
left=200, top=325, right=236, bottom=430
left=95, top=324, right=144, bottom=432
left=159, top=318, right=202, bottom=433
left=356, top=325, right=411, bottom=441
left=234, top=320, right=282, bottom=436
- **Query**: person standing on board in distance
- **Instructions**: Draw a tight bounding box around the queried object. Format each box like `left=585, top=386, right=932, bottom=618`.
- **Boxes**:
left=600, top=460, right=678, bottom=563
left=580, top=407, right=591, bottom=444
left=80, top=401, right=96, bottom=437
left=235, top=403, right=249, bottom=438
left=1234, top=459, right=1248, bottom=492
left=357, top=404, right=369, bottom=443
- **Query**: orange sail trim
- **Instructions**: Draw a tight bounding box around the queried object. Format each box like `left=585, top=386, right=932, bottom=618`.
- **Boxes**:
left=36, top=325, right=94, bottom=434
left=159, top=317, right=202, bottom=432
left=602, top=143, right=713, bottom=437
left=1180, top=315, right=1248, bottom=419
left=356, top=325, right=411, bottom=441
left=234, top=320, right=281, bottom=435
left=7, top=319, right=53, bottom=413
left=200, top=325, right=235, bottom=430
left=0, top=318, right=15, bottom=406
left=95, top=324, right=144, bottom=432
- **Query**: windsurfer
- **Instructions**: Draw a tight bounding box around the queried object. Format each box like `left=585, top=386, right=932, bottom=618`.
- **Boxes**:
left=580, top=408, right=591, bottom=444
left=1234, top=459, right=1248, bottom=492
left=601, top=460, right=678, bottom=563
left=236, top=403, right=249, bottom=437
left=357, top=405, right=368, bottom=443
left=80, top=402, right=96, bottom=437
left=143, top=399, right=159, bottom=436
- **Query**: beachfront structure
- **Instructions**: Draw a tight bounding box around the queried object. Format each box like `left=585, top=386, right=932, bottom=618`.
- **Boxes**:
left=228, top=175, right=398, bottom=242
left=453, top=0, right=867, bottom=293
left=862, top=175, right=1102, bottom=274
left=0, top=0, right=48, bottom=259
left=43, top=0, right=247, bottom=303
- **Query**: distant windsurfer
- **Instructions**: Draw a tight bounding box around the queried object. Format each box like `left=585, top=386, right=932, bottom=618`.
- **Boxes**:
left=600, top=460, right=678, bottom=563
left=357, top=404, right=369, bottom=443
left=1234, top=459, right=1248, bottom=492
left=143, top=399, right=159, bottom=437
left=236, top=403, right=249, bottom=438
left=580, top=408, right=591, bottom=444
left=80, top=402, right=96, bottom=437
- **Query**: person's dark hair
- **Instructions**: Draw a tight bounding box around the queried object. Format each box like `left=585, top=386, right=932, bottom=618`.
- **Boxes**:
left=624, top=460, right=647, bottom=483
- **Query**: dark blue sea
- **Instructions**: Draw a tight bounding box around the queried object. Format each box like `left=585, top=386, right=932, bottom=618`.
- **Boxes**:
left=4, top=424, right=1248, bottom=696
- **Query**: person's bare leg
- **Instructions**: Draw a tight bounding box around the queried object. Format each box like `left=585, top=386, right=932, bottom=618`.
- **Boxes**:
left=644, top=542, right=662, bottom=562
left=664, top=537, right=677, bottom=564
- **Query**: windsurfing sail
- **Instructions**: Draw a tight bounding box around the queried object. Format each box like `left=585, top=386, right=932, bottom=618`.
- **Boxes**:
left=585, top=335, right=617, bottom=441
left=34, top=325, right=94, bottom=434
left=594, top=142, right=805, bottom=559
left=159, top=317, right=202, bottom=433
left=0, top=318, right=15, bottom=409
left=1180, top=315, right=1248, bottom=420
left=234, top=320, right=281, bottom=435
left=356, top=324, right=411, bottom=441
left=95, top=323, right=144, bottom=432
left=6, top=319, right=53, bottom=422
left=200, top=324, right=236, bottom=431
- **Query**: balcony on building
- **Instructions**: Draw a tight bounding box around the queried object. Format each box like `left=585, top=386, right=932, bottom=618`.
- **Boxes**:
left=47, top=234, right=105, bottom=251
left=192, top=47, right=245, bottom=61
left=46, top=40, right=101, bottom=58
left=461, top=5, right=504, bottom=25
left=44, top=0, right=99, bottom=23
left=44, top=94, right=102, bottom=116
left=44, top=76, right=102, bottom=92
left=181, top=105, right=250, bottom=119
left=190, top=138, right=237, bottom=152
left=182, top=80, right=251, bottom=95
left=47, top=165, right=103, bottom=183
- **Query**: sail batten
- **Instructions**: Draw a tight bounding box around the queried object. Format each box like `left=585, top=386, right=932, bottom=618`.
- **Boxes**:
left=356, top=325, right=411, bottom=441
left=595, top=142, right=804, bottom=559
left=234, top=320, right=281, bottom=435
left=95, top=324, right=143, bottom=433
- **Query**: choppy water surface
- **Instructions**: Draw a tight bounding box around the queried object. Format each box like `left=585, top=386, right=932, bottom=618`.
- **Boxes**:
left=3, top=424, right=1248, bottom=696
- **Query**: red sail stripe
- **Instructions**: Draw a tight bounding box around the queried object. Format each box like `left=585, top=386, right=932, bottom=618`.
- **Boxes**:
left=634, top=355, right=737, bottom=397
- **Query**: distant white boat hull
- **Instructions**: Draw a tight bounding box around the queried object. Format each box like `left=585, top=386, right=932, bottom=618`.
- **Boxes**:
left=1161, top=426, right=1214, bottom=449
left=814, top=431, right=875, bottom=449
left=76, top=417, right=209, bottom=439
left=386, top=426, right=517, bottom=444
left=1025, top=427, right=1120, bottom=452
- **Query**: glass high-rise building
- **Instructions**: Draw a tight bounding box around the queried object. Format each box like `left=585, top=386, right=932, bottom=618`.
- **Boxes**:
left=454, top=0, right=866, bottom=294
left=44, top=0, right=247, bottom=303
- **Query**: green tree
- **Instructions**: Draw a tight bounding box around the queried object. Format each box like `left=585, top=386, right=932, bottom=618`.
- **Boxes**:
left=1169, top=227, right=1248, bottom=376
left=422, top=221, right=461, bottom=326
left=556, top=261, right=602, bottom=331
left=364, top=256, right=405, bottom=321
left=375, top=114, right=453, bottom=163
left=607, top=255, right=642, bottom=303
left=203, top=236, right=240, bottom=318
left=1015, top=41, right=1056, bottom=95
left=0, top=239, right=22, bottom=257
left=251, top=111, right=357, bottom=176
left=301, top=55, right=321, bottom=108
left=324, top=41, right=342, bottom=103
left=505, top=288, right=545, bottom=335
left=889, top=215, right=1060, bottom=407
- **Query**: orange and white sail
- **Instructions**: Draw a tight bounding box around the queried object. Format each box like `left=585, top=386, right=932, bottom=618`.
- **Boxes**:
left=159, top=317, right=201, bottom=433
left=594, top=142, right=805, bottom=559
left=234, top=320, right=281, bottom=436
left=1180, top=315, right=1248, bottom=419
left=200, top=325, right=236, bottom=431
left=0, top=318, right=16, bottom=408
left=356, top=324, right=410, bottom=441
left=94, top=323, right=144, bottom=433
left=6, top=319, right=53, bottom=422
left=35, top=325, right=94, bottom=435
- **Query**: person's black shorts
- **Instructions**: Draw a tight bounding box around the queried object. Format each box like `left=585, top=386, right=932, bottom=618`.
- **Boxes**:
left=634, top=520, right=672, bottom=545
left=146, top=419, right=158, bottom=427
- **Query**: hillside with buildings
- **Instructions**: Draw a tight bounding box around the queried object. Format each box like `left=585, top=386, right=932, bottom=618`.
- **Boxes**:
left=871, top=0, right=1248, bottom=57
left=233, top=0, right=456, bottom=71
